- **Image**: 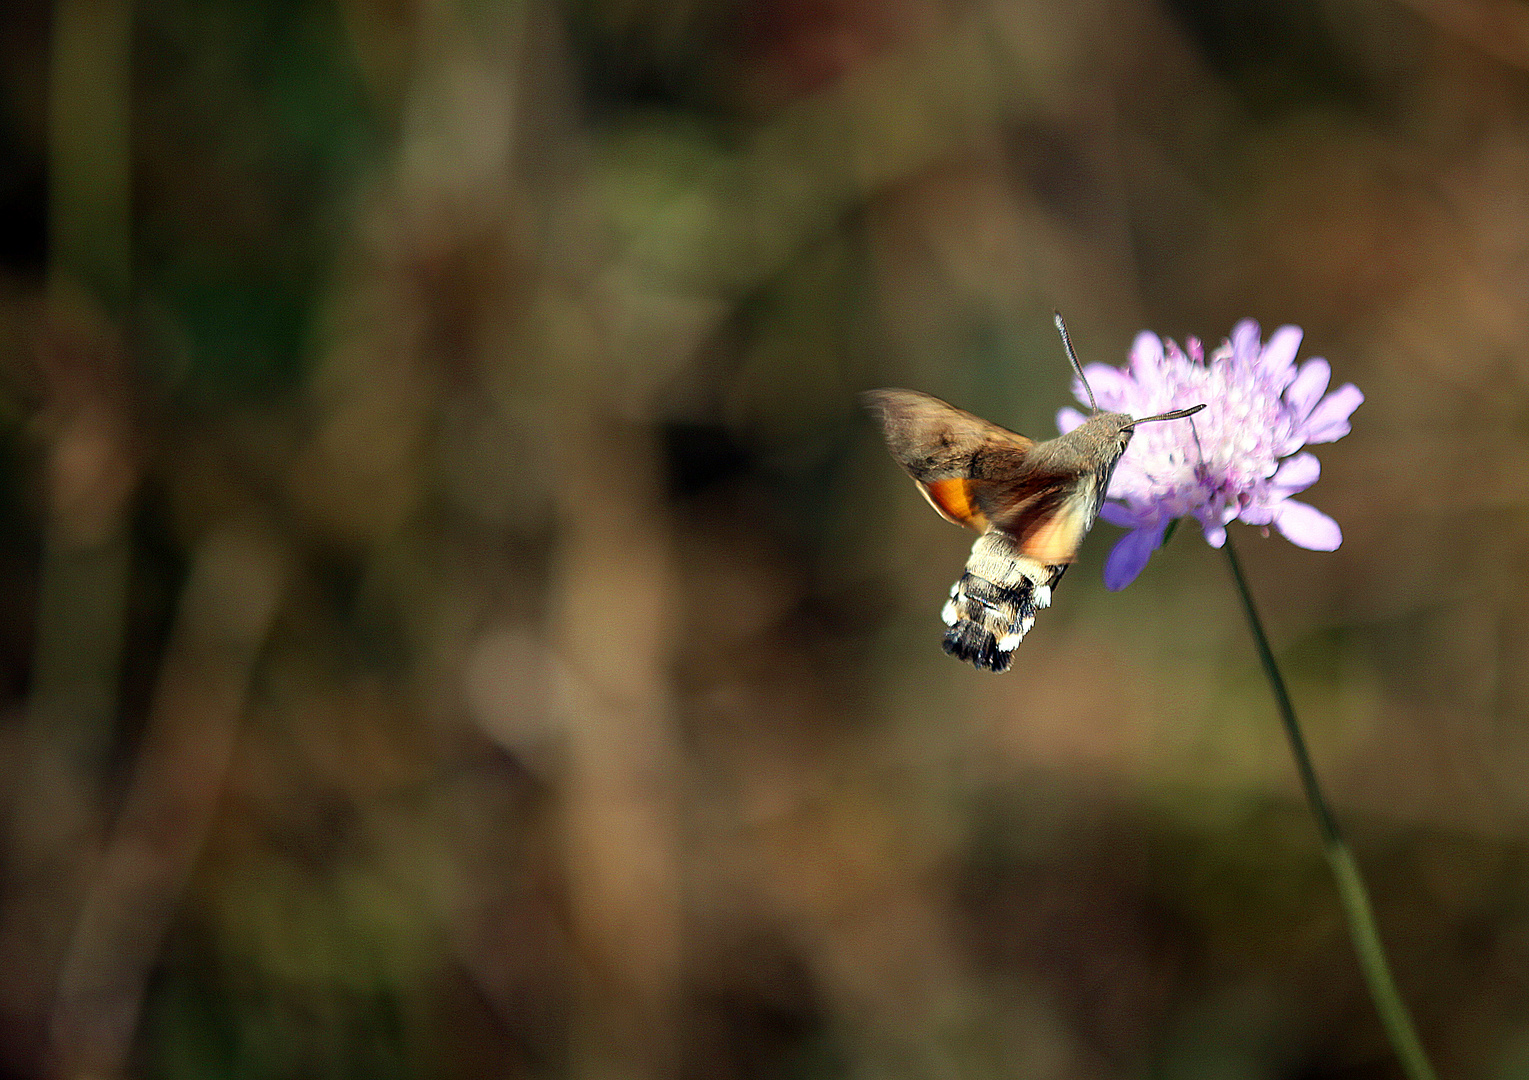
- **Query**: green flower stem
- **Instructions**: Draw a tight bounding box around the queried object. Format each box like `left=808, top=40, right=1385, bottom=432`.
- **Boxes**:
left=1223, top=535, right=1438, bottom=1080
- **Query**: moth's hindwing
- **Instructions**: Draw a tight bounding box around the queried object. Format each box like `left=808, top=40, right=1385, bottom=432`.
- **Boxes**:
left=921, top=478, right=988, bottom=530
left=1001, top=472, right=1104, bottom=565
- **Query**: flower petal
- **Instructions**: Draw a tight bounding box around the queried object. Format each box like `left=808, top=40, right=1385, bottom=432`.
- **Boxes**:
left=1260, top=325, right=1304, bottom=387
left=1129, top=331, right=1163, bottom=380
left=1273, top=500, right=1342, bottom=550
left=1099, top=501, right=1144, bottom=528
left=1284, top=358, right=1330, bottom=421
left=1230, top=319, right=1262, bottom=366
left=1078, top=363, right=1132, bottom=410
left=1103, top=525, right=1164, bottom=591
left=1195, top=507, right=1227, bottom=548
left=1057, top=407, right=1088, bottom=435
left=1271, top=452, right=1320, bottom=493
left=1103, top=466, right=1139, bottom=500
left=1301, top=383, right=1364, bottom=443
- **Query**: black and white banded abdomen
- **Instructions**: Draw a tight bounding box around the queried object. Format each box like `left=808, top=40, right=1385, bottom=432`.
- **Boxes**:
left=941, top=530, right=1066, bottom=672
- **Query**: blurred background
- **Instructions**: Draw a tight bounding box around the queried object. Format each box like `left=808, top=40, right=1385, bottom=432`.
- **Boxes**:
left=1, top=0, right=1527, bottom=1077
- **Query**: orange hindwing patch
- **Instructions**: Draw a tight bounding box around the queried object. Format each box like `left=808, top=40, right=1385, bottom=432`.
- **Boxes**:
left=920, top=478, right=989, bottom=530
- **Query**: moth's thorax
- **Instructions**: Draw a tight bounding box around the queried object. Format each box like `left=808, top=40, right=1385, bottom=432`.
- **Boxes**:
left=1031, top=411, right=1134, bottom=473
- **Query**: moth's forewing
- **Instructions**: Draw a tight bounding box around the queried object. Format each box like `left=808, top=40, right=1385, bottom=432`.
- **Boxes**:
left=861, top=389, right=1033, bottom=478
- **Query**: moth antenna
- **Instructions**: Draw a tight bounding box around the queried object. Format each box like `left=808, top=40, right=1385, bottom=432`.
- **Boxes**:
left=1124, top=403, right=1206, bottom=429
left=1053, top=311, right=1098, bottom=414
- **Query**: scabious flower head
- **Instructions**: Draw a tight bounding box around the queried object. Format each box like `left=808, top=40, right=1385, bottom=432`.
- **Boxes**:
left=1057, top=320, right=1363, bottom=591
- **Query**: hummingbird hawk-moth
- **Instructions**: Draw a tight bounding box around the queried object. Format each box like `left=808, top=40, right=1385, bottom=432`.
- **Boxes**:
left=864, top=314, right=1203, bottom=672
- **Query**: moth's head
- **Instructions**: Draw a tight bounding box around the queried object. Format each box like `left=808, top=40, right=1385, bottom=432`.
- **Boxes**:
left=1081, top=410, right=1137, bottom=454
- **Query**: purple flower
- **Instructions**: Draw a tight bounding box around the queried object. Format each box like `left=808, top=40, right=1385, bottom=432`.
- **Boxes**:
left=1057, top=320, right=1363, bottom=591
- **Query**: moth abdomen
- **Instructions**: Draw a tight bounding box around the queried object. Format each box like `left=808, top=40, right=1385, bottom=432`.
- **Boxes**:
left=942, top=618, right=1010, bottom=672
left=939, top=531, right=1064, bottom=672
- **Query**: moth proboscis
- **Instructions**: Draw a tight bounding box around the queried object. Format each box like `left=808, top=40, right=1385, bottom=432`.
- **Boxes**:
left=863, top=313, right=1203, bottom=672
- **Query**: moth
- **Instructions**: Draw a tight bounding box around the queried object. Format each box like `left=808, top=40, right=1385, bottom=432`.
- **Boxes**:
left=863, top=314, right=1203, bottom=672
